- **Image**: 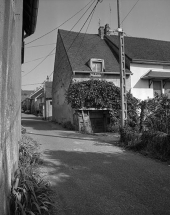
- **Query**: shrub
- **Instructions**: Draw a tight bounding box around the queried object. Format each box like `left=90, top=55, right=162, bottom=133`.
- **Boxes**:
left=143, top=94, right=170, bottom=133
left=62, top=121, right=75, bottom=130
left=10, top=135, right=52, bottom=215
left=141, top=131, right=170, bottom=160
left=10, top=167, right=51, bottom=215
left=119, top=126, right=141, bottom=148
left=66, top=80, right=140, bottom=130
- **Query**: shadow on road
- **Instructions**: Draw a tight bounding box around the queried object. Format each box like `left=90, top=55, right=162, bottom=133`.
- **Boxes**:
left=40, top=149, right=170, bottom=215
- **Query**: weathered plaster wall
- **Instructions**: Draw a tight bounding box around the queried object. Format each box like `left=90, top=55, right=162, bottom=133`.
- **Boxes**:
left=130, top=63, right=170, bottom=100
left=46, top=100, right=52, bottom=120
left=0, top=0, right=22, bottom=214
left=52, top=32, right=73, bottom=124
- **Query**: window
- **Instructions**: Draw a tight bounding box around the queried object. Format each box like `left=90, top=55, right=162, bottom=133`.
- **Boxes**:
left=164, top=81, right=170, bottom=99
left=92, top=62, right=102, bottom=72
left=153, top=81, right=162, bottom=96
left=89, top=58, right=105, bottom=76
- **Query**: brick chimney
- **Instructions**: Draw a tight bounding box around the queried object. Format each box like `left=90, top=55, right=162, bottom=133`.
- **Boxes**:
left=98, top=26, right=104, bottom=39
left=104, top=24, right=110, bottom=36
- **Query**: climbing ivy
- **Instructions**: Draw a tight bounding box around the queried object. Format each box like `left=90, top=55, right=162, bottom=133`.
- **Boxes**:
left=66, top=79, right=139, bottom=127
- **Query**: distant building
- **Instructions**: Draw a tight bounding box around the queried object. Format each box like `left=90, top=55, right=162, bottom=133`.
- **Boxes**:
left=28, top=80, right=52, bottom=120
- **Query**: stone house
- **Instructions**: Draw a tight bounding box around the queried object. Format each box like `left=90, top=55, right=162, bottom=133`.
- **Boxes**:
left=52, top=25, right=170, bottom=132
left=29, top=80, right=52, bottom=119
left=52, top=26, right=131, bottom=132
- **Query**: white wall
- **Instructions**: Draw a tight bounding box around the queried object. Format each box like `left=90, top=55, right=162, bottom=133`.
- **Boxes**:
left=73, top=74, right=131, bottom=91
left=130, top=63, right=170, bottom=100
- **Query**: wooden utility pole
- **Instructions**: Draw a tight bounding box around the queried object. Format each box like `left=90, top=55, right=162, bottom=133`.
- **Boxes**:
left=117, top=0, right=127, bottom=127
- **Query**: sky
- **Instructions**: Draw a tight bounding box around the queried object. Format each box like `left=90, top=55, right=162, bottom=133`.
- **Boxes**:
left=22, top=0, right=170, bottom=90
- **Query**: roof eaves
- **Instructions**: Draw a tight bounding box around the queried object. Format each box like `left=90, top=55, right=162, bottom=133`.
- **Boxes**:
left=132, top=59, right=170, bottom=65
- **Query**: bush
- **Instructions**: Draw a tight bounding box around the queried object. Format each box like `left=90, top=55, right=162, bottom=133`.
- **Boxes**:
left=119, top=126, right=141, bottom=148
left=66, top=80, right=140, bottom=130
left=143, top=94, right=170, bottom=133
left=141, top=131, right=170, bottom=160
left=10, top=135, right=52, bottom=215
left=62, top=121, right=75, bottom=130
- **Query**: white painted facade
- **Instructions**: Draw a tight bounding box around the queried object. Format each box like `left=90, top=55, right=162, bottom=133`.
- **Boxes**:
left=130, top=63, right=170, bottom=100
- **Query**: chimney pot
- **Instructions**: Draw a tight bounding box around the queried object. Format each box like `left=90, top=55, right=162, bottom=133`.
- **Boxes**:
left=98, top=26, right=104, bottom=39
left=104, top=24, right=110, bottom=36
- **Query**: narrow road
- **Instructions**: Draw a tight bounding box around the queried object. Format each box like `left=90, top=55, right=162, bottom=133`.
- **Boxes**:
left=22, top=113, right=170, bottom=215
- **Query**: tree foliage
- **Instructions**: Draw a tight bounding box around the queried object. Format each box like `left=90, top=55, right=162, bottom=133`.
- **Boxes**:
left=66, top=79, right=139, bottom=127
left=143, top=94, right=170, bottom=133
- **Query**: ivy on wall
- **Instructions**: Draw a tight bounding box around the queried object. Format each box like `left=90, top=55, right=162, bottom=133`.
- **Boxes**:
left=66, top=79, right=139, bottom=127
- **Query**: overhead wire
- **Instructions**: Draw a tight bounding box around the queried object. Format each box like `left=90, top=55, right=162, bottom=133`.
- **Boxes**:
left=22, top=0, right=96, bottom=78
left=48, top=0, right=99, bottom=79
left=22, top=47, right=56, bottom=77
left=72, top=3, right=96, bottom=62
left=22, top=83, right=43, bottom=86
left=25, top=0, right=94, bottom=45
left=51, top=0, right=100, bottom=95
left=26, top=43, right=56, bottom=48
left=121, top=0, right=140, bottom=25
left=23, top=53, right=55, bottom=64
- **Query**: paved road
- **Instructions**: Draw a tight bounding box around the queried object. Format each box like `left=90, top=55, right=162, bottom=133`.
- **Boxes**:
left=22, top=113, right=170, bottom=215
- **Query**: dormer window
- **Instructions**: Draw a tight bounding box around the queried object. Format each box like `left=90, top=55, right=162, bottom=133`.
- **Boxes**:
left=88, top=58, right=105, bottom=76
left=92, top=61, right=102, bottom=72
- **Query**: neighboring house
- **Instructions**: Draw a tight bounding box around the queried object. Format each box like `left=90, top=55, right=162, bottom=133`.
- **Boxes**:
left=52, top=24, right=170, bottom=132
left=44, top=81, right=52, bottom=120
left=21, top=90, right=34, bottom=111
left=29, top=80, right=52, bottom=120
left=52, top=25, right=131, bottom=132
left=0, top=1, right=39, bottom=214
left=30, top=87, right=44, bottom=115
left=105, top=34, right=170, bottom=100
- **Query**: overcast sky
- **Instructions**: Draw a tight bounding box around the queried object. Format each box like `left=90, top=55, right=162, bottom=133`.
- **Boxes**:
left=22, top=0, right=170, bottom=90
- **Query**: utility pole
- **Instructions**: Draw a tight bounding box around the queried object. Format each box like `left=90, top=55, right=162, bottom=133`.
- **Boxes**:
left=117, top=0, right=127, bottom=127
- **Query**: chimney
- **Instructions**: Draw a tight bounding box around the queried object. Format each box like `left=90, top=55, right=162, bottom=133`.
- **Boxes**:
left=98, top=26, right=104, bottom=39
left=104, top=24, right=110, bottom=36
left=46, top=76, right=49, bottom=82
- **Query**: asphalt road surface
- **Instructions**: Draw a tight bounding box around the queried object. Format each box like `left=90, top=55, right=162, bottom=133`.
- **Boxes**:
left=22, top=113, right=170, bottom=215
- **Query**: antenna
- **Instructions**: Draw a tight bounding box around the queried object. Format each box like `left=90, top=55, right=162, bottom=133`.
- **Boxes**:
left=109, top=3, right=112, bottom=28
left=98, top=19, right=101, bottom=27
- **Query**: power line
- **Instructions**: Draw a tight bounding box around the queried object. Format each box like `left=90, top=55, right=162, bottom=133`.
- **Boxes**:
left=22, top=83, right=43, bottom=86
left=22, top=0, right=96, bottom=78
left=22, top=47, right=56, bottom=77
left=25, top=0, right=95, bottom=45
left=23, top=53, right=55, bottom=64
left=49, top=0, right=99, bottom=79
left=51, top=1, right=100, bottom=93
left=26, top=43, right=56, bottom=48
left=72, top=3, right=96, bottom=62
left=121, top=0, right=140, bottom=25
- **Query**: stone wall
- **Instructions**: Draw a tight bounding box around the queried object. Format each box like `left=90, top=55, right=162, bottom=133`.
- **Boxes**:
left=52, top=31, right=73, bottom=124
left=0, top=0, right=23, bottom=214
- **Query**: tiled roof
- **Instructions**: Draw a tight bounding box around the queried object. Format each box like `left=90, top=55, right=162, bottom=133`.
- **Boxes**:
left=30, top=88, right=43, bottom=99
left=59, top=29, right=131, bottom=74
left=106, top=35, right=170, bottom=62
